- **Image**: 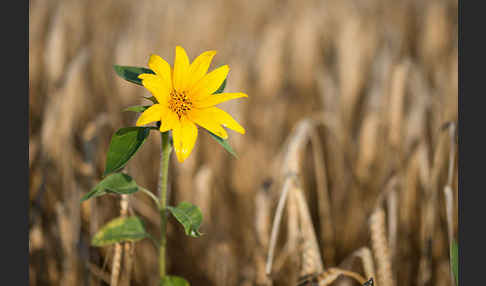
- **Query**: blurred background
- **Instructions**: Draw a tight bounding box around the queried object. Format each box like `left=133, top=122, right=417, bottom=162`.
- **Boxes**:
left=29, top=0, right=458, bottom=285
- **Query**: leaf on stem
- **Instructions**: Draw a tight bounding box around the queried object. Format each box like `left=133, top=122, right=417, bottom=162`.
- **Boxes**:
left=104, top=127, right=151, bottom=176
left=207, top=130, right=238, bottom=158
left=81, top=173, right=138, bottom=202
left=145, top=96, right=159, bottom=104
left=167, top=202, right=203, bottom=238
left=213, top=78, right=227, bottom=94
left=124, top=105, right=151, bottom=113
left=92, top=216, right=148, bottom=246
left=113, top=65, right=154, bottom=86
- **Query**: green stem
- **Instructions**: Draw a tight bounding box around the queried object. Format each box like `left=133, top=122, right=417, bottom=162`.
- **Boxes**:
left=158, top=132, right=172, bottom=281
left=146, top=232, right=161, bottom=249
left=139, top=187, right=161, bottom=209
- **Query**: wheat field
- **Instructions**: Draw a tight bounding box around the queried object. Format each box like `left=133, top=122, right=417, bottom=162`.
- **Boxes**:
left=29, top=0, right=458, bottom=285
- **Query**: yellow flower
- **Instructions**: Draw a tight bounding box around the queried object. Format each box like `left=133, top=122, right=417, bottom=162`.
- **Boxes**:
left=136, top=46, right=248, bottom=162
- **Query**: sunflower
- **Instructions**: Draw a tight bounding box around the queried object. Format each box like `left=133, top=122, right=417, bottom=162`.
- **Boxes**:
left=136, top=46, right=247, bottom=162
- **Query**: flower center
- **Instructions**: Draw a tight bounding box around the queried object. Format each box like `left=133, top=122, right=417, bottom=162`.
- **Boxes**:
left=168, top=90, right=192, bottom=118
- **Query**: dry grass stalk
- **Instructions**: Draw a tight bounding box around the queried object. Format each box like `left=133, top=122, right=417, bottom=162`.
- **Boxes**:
left=310, top=129, right=335, bottom=266
left=356, top=113, right=381, bottom=182
left=110, top=194, right=129, bottom=286
left=267, top=119, right=320, bottom=276
left=400, top=143, right=425, bottom=233
left=443, top=122, right=457, bottom=285
left=86, top=262, right=111, bottom=285
left=388, top=61, right=410, bottom=151
left=267, top=118, right=333, bottom=284
left=436, top=259, right=454, bottom=286
left=418, top=122, right=450, bottom=286
left=255, top=183, right=273, bottom=286
left=444, top=122, right=457, bottom=241
left=386, top=184, right=398, bottom=263
left=293, top=186, right=324, bottom=277
left=420, top=2, right=451, bottom=71
left=120, top=242, right=135, bottom=286
left=338, top=13, right=377, bottom=139
left=56, top=201, right=79, bottom=286
left=256, top=182, right=272, bottom=249
left=350, top=247, right=376, bottom=284
left=369, top=206, right=395, bottom=286
left=266, top=177, right=294, bottom=276
left=286, top=180, right=300, bottom=266
left=297, top=267, right=367, bottom=286
left=44, top=3, right=67, bottom=86
left=417, top=256, right=432, bottom=286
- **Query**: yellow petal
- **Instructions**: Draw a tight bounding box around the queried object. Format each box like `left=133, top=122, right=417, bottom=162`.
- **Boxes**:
left=147, top=54, right=172, bottom=91
left=189, top=65, right=229, bottom=98
left=211, top=107, right=245, bottom=134
left=136, top=104, right=163, bottom=126
left=138, top=73, right=170, bottom=104
left=160, top=109, right=179, bottom=132
left=186, top=50, right=217, bottom=90
left=193, top=92, right=248, bottom=109
left=172, top=117, right=198, bottom=162
left=173, top=46, right=190, bottom=93
left=187, top=108, right=228, bottom=139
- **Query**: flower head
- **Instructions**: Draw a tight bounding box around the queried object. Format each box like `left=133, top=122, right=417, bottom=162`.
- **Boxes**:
left=136, top=46, right=247, bottom=162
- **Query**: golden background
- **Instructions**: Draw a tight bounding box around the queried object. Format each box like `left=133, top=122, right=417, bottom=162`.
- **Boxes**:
left=29, top=0, right=458, bottom=285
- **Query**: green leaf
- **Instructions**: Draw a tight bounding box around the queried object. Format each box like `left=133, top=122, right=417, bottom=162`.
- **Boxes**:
left=451, top=240, right=458, bottom=285
left=213, top=78, right=227, bottom=94
left=167, top=202, right=203, bottom=238
left=81, top=173, right=138, bottom=203
left=114, top=65, right=155, bottom=86
left=145, top=96, right=158, bottom=104
left=207, top=131, right=238, bottom=158
left=160, top=276, right=190, bottom=286
left=124, top=105, right=151, bottom=113
left=92, top=216, right=148, bottom=246
left=104, top=127, right=151, bottom=176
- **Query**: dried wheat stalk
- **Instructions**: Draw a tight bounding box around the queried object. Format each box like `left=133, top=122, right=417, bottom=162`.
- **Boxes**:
left=266, top=177, right=294, bottom=275
left=388, top=61, right=410, bottom=151
left=294, top=186, right=324, bottom=277
left=110, top=195, right=129, bottom=286
left=369, top=206, right=395, bottom=286
left=267, top=118, right=331, bottom=284
left=351, top=247, right=377, bottom=284
left=120, top=242, right=134, bottom=286
left=443, top=122, right=457, bottom=285
left=267, top=119, right=318, bottom=276
left=287, top=180, right=300, bottom=267
left=255, top=183, right=273, bottom=286
left=86, top=262, right=111, bottom=285
left=386, top=184, right=398, bottom=264
left=297, top=267, right=367, bottom=286
left=418, top=123, right=449, bottom=286
left=310, top=128, right=335, bottom=266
